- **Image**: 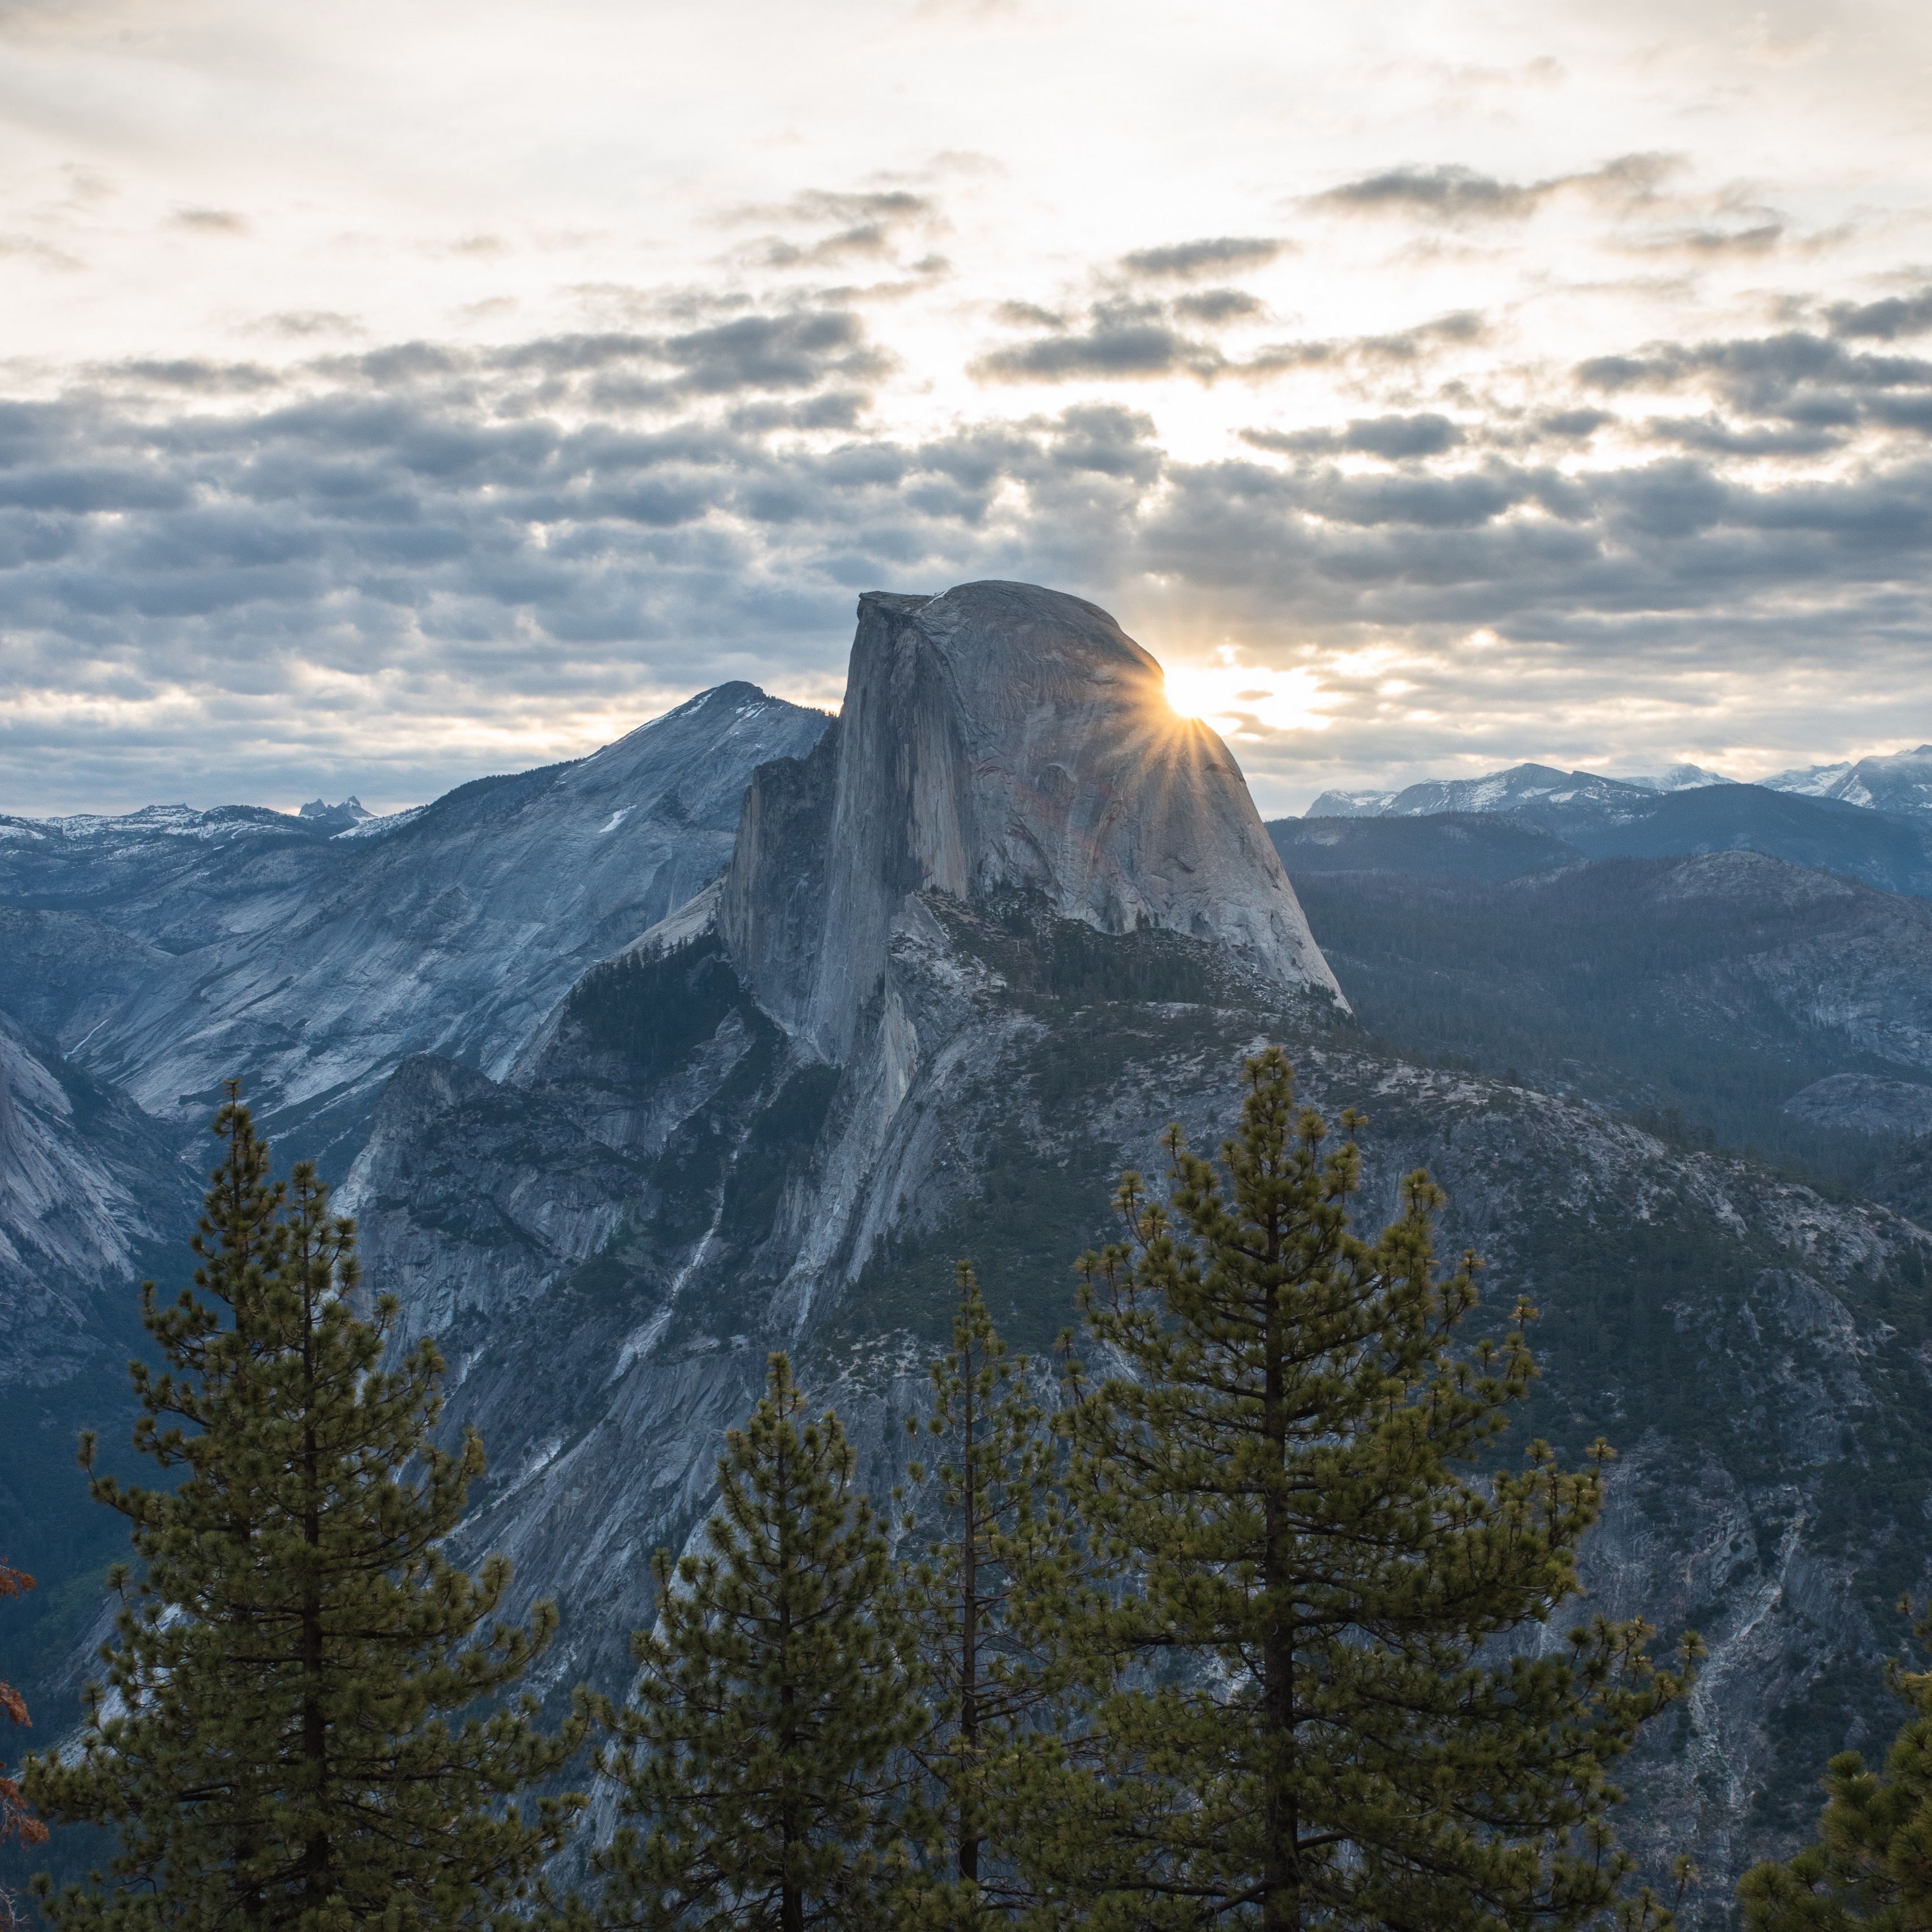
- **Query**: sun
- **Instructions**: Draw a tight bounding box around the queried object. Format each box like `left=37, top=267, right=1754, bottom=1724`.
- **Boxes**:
left=1160, top=652, right=1332, bottom=735
left=1161, top=664, right=1223, bottom=722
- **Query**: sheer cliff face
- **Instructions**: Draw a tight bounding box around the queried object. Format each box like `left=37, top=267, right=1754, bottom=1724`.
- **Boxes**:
left=719, top=583, right=1342, bottom=1057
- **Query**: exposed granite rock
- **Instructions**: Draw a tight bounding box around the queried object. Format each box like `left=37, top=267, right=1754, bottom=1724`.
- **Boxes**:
left=0, top=685, right=830, bottom=1167
left=718, top=583, right=1341, bottom=1058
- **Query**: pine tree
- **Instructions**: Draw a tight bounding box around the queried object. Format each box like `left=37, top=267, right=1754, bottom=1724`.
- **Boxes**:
left=894, top=1263, right=1088, bottom=1925
left=1736, top=1618, right=1932, bottom=1930
left=588, top=1353, right=915, bottom=1932
left=22, top=1088, right=582, bottom=1932
left=1034, top=1047, right=1697, bottom=1932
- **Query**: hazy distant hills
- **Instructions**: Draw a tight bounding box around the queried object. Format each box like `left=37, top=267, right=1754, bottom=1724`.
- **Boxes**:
left=1310, top=742, right=1932, bottom=831
left=1276, top=782, right=1932, bottom=900
left=1267, top=799, right=1932, bottom=1180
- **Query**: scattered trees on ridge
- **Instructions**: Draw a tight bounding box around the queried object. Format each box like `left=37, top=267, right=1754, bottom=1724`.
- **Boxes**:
left=2, top=1559, right=46, bottom=1932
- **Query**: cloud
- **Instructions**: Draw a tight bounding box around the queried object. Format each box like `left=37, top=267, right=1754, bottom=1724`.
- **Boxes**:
left=1310, top=164, right=1543, bottom=220
left=1573, top=328, right=1932, bottom=423
left=254, top=310, right=364, bottom=338
left=1306, top=153, right=1681, bottom=223
left=1828, top=287, right=1932, bottom=340
left=171, top=206, right=248, bottom=234
left=1621, top=222, right=1783, bottom=257
left=735, top=189, right=941, bottom=269
left=1245, top=414, right=1464, bottom=459
left=978, top=302, right=1487, bottom=386
left=1173, top=289, right=1264, bottom=324
left=972, top=302, right=1224, bottom=382
left=1118, top=236, right=1283, bottom=279
left=8, top=222, right=1932, bottom=816
left=762, top=190, right=935, bottom=227
left=0, top=234, right=84, bottom=270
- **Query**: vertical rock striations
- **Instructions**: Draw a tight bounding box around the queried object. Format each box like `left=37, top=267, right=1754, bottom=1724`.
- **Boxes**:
left=718, top=582, right=1343, bottom=1057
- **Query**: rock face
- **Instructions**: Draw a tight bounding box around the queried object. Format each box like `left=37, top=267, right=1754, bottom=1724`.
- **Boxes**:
left=720, top=582, right=1341, bottom=1058
left=0, top=1012, right=192, bottom=1729
left=0, top=684, right=829, bottom=1165
left=1784, top=1074, right=1932, bottom=1138
left=343, top=928, right=1932, bottom=1927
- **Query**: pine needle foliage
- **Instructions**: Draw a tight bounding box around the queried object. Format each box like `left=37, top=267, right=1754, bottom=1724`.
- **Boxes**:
left=1737, top=1612, right=1932, bottom=1930
left=22, top=1090, right=582, bottom=1932
left=894, top=1263, right=1088, bottom=1926
left=1036, top=1047, right=1698, bottom=1932
left=588, top=1353, right=916, bottom=1932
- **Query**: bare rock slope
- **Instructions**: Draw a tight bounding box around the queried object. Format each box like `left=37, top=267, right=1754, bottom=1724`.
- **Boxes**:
left=0, top=685, right=829, bottom=1165
left=719, top=582, right=1341, bottom=1058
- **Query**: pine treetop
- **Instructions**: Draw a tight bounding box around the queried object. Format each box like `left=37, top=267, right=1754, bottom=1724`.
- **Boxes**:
left=24, top=1092, right=582, bottom=1932
left=1032, top=1047, right=1697, bottom=1932
left=591, top=1353, right=915, bottom=1932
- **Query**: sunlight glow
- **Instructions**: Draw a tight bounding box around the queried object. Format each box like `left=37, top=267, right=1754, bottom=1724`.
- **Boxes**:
left=1163, top=651, right=1333, bottom=736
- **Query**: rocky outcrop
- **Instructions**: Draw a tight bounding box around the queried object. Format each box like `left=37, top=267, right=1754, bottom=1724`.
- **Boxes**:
left=718, top=583, right=1341, bottom=1057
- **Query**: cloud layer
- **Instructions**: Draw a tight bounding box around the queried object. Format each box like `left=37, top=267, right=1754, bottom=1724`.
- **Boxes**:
left=6, top=0, right=1932, bottom=813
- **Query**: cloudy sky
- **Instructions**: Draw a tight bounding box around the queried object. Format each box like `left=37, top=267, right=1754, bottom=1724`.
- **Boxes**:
left=4, top=0, right=1931, bottom=816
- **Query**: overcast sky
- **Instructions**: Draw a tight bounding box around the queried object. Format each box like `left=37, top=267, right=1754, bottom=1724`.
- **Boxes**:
left=4, top=0, right=1932, bottom=816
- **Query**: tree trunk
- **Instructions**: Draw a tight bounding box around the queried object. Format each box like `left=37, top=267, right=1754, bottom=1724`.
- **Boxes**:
left=777, top=1435, right=805, bottom=1932
left=959, top=1337, right=980, bottom=1888
left=300, top=1212, right=330, bottom=1912
left=1261, top=1209, right=1299, bottom=1932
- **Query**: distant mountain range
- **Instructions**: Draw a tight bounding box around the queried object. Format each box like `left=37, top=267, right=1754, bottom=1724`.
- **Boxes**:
left=1273, top=787, right=1932, bottom=901
left=1311, top=743, right=1932, bottom=824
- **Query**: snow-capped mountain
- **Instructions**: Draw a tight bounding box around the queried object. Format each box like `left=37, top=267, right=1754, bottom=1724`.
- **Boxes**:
left=1623, top=761, right=1737, bottom=793
left=1295, top=759, right=1932, bottom=898
left=1306, top=761, right=1736, bottom=822
left=1761, top=744, right=1932, bottom=818
left=1311, top=747, right=1932, bottom=826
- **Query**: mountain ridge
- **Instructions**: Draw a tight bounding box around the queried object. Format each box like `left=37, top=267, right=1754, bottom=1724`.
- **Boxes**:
left=7, top=588, right=1932, bottom=1926
left=1309, top=742, right=1932, bottom=827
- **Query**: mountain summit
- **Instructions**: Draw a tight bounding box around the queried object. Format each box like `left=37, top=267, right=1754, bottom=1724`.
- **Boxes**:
left=719, top=582, right=1342, bottom=1057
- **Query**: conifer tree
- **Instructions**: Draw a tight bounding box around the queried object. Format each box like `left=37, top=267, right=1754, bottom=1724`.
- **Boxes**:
left=894, top=1263, right=1087, bottom=1925
left=1033, top=1047, right=1697, bottom=1932
left=23, top=1088, right=581, bottom=1932
left=590, top=1353, right=915, bottom=1932
left=1736, top=1617, right=1932, bottom=1930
